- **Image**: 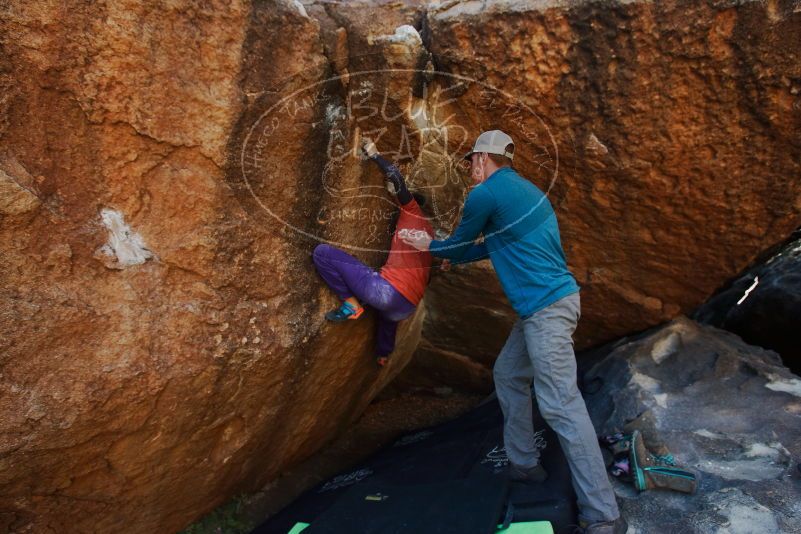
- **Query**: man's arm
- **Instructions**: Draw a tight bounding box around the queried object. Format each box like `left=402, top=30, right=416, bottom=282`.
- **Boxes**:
left=451, top=241, right=489, bottom=264
left=426, top=187, right=494, bottom=260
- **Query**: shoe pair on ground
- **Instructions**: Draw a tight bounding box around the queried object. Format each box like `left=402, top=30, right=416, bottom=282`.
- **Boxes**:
left=325, top=301, right=390, bottom=367
left=575, top=430, right=698, bottom=533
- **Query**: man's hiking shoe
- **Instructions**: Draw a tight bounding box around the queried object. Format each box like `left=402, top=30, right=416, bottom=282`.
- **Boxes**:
left=577, top=516, right=628, bottom=534
left=630, top=430, right=698, bottom=494
left=509, top=463, right=548, bottom=483
left=325, top=301, right=364, bottom=322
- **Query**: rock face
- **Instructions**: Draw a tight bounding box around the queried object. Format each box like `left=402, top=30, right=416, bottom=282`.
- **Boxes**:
left=695, top=231, right=801, bottom=375
left=416, top=0, right=801, bottom=374
left=585, top=317, right=801, bottom=533
left=1, top=0, right=800, bottom=532
left=393, top=261, right=511, bottom=394
left=0, top=2, right=424, bottom=533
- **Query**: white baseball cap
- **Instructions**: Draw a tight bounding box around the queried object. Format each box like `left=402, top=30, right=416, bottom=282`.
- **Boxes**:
left=464, top=130, right=515, bottom=160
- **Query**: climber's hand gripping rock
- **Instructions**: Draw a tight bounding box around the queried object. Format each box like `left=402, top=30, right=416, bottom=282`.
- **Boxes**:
left=360, top=136, right=378, bottom=159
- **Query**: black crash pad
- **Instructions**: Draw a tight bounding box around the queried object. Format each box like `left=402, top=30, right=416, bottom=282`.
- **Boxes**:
left=253, top=397, right=577, bottom=534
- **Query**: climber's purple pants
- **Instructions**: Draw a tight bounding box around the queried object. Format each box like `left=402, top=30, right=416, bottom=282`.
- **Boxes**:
left=312, top=244, right=416, bottom=356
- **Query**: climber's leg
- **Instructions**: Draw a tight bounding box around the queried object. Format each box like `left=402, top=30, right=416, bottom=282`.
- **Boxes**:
left=521, top=292, right=619, bottom=524
left=373, top=283, right=416, bottom=365
left=312, top=244, right=415, bottom=324
left=312, top=244, right=373, bottom=301
left=375, top=314, right=399, bottom=367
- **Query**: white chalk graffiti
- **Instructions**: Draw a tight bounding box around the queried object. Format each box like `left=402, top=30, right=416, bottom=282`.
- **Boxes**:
left=393, top=430, right=433, bottom=447
left=240, top=69, right=559, bottom=254
left=482, top=445, right=510, bottom=468
left=318, top=468, right=373, bottom=493
left=481, top=429, right=548, bottom=468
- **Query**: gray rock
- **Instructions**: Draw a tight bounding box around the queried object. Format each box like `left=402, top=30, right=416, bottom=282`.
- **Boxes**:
left=585, top=317, right=801, bottom=533
left=695, top=232, right=801, bottom=376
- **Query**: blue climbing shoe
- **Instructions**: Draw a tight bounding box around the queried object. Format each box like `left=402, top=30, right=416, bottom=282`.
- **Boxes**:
left=325, top=301, right=364, bottom=322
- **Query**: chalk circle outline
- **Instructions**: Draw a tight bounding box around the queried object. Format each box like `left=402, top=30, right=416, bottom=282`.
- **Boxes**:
left=241, top=68, right=559, bottom=254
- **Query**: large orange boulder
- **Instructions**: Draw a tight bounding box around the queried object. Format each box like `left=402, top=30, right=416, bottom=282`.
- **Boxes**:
left=411, top=0, right=801, bottom=387
left=0, top=1, right=423, bottom=532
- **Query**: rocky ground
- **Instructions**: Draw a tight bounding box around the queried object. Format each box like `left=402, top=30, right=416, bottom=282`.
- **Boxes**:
left=189, top=315, right=801, bottom=533
left=586, top=317, right=801, bottom=533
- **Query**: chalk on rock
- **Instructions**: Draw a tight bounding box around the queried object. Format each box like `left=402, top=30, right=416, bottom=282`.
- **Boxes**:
left=291, top=0, right=308, bottom=18
left=96, top=208, right=154, bottom=269
left=370, top=25, right=423, bottom=47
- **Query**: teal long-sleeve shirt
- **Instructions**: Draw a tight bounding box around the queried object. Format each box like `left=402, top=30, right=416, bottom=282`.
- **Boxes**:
left=429, top=167, right=579, bottom=317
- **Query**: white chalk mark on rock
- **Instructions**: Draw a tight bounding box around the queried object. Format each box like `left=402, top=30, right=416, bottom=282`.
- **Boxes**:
left=325, top=103, right=345, bottom=124
left=97, top=208, right=154, bottom=268
left=764, top=375, right=801, bottom=398
left=629, top=371, right=660, bottom=392
left=370, top=25, right=423, bottom=47
left=736, top=276, right=759, bottom=305
left=700, top=457, right=784, bottom=482
left=651, top=331, right=682, bottom=364
left=291, top=0, right=308, bottom=18
left=744, top=441, right=788, bottom=460
left=694, top=429, right=726, bottom=440
left=712, top=490, right=780, bottom=533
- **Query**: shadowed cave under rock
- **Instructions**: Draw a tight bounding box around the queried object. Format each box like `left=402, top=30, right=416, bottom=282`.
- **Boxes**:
left=695, top=229, right=801, bottom=376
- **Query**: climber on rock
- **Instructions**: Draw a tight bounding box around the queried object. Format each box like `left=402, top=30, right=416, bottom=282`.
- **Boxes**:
left=400, top=130, right=626, bottom=534
left=312, top=137, right=440, bottom=367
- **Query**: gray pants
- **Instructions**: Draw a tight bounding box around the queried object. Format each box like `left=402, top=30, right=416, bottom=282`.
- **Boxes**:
left=493, top=292, right=619, bottom=523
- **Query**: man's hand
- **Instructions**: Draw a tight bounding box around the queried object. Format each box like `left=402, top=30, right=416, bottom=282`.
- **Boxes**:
left=360, top=137, right=378, bottom=159
left=399, top=229, right=433, bottom=251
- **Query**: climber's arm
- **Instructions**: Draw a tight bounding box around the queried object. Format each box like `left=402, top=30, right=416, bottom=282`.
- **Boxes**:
left=362, top=138, right=413, bottom=206
left=370, top=155, right=413, bottom=206
left=425, top=187, right=494, bottom=260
